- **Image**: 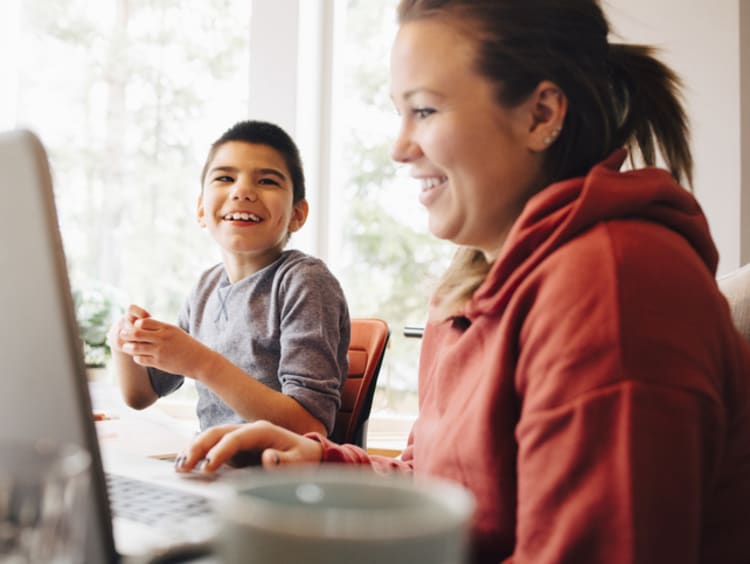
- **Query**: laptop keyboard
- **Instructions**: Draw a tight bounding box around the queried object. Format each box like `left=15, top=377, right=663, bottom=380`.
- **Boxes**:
left=106, top=473, right=213, bottom=526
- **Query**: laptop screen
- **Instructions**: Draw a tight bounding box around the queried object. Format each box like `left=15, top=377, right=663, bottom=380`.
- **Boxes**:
left=0, top=129, right=117, bottom=563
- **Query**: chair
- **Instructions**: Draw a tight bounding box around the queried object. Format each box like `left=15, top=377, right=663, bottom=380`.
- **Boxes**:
left=718, top=262, right=750, bottom=342
left=331, top=318, right=390, bottom=448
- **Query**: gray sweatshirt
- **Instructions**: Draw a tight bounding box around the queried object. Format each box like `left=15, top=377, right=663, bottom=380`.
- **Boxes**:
left=148, top=250, right=350, bottom=434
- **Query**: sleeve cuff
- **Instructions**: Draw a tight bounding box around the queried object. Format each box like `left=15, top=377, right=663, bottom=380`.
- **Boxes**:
left=304, top=432, right=371, bottom=464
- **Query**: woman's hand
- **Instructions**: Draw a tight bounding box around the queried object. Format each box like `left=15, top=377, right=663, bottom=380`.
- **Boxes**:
left=175, top=420, right=324, bottom=473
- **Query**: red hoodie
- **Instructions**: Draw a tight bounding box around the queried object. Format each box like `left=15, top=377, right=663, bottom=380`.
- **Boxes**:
left=310, top=152, right=750, bottom=563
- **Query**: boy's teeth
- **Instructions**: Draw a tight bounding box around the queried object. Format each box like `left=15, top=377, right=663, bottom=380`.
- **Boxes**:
left=224, top=212, right=261, bottom=222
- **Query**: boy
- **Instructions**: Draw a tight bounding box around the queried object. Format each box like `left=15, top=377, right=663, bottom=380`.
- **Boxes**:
left=108, top=120, right=350, bottom=436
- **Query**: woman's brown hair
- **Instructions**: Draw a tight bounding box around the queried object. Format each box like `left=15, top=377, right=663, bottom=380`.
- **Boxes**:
left=397, top=0, right=692, bottom=317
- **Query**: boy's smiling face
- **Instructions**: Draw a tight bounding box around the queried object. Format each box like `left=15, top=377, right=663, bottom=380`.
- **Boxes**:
left=198, top=141, right=308, bottom=281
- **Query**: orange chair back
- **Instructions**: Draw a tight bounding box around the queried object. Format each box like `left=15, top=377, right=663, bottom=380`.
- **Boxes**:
left=332, top=318, right=390, bottom=447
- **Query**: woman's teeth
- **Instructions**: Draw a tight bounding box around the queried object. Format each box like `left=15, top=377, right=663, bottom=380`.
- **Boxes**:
left=421, top=176, right=447, bottom=191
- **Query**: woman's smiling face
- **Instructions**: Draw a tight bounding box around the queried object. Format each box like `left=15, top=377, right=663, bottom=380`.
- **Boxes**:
left=389, top=18, right=543, bottom=261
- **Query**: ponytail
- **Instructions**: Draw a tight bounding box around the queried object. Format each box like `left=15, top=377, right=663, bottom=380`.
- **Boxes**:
left=400, top=1, right=694, bottom=318
left=607, top=44, right=693, bottom=187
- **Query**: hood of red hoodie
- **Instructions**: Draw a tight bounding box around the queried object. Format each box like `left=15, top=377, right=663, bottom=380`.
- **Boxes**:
left=464, top=150, right=718, bottom=320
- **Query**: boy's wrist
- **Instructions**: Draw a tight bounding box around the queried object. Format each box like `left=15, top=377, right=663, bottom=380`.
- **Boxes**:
left=191, top=346, right=223, bottom=384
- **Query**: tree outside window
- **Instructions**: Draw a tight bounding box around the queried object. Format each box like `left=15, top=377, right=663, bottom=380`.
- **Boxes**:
left=331, top=0, right=455, bottom=416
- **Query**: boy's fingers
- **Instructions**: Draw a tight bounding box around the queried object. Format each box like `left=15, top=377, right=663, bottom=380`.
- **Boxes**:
left=132, top=354, right=155, bottom=367
left=134, top=317, right=164, bottom=331
left=122, top=323, right=160, bottom=343
left=126, top=304, right=151, bottom=322
left=122, top=339, right=155, bottom=354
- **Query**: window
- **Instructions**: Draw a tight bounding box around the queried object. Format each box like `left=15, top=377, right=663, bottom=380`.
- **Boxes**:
left=328, top=1, right=454, bottom=419
left=4, top=0, right=454, bottom=433
left=3, top=0, right=251, bottom=313
left=2, top=0, right=251, bottom=373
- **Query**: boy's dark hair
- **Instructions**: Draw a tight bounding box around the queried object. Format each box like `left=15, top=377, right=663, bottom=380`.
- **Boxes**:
left=201, top=120, right=306, bottom=203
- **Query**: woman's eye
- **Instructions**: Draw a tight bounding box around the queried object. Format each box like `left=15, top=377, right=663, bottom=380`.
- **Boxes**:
left=413, top=107, right=435, bottom=119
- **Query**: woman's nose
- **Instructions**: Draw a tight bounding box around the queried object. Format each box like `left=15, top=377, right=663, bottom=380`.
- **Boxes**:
left=390, top=123, right=421, bottom=163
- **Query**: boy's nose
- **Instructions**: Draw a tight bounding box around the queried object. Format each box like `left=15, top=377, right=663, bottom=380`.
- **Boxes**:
left=231, top=181, right=258, bottom=202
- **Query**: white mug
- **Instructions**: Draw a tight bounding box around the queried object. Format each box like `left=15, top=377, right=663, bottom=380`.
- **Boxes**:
left=215, top=466, right=475, bottom=564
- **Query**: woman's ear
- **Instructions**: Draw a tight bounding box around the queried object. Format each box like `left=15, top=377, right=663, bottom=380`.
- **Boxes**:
left=526, top=81, right=567, bottom=152
left=288, top=199, right=309, bottom=233
left=197, top=194, right=206, bottom=227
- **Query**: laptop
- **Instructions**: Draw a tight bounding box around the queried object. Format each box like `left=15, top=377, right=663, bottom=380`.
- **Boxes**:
left=0, top=128, right=232, bottom=562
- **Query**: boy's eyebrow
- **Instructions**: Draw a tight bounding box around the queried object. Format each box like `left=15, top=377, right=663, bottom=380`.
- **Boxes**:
left=207, top=165, right=237, bottom=176
left=207, top=165, right=288, bottom=182
left=257, top=168, right=288, bottom=181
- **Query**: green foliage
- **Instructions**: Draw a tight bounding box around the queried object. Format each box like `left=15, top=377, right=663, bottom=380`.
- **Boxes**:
left=71, top=281, right=123, bottom=367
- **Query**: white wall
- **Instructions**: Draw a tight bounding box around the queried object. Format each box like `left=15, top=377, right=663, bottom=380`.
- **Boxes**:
left=247, top=0, right=300, bottom=136
left=601, top=1, right=747, bottom=274
left=741, top=0, right=750, bottom=267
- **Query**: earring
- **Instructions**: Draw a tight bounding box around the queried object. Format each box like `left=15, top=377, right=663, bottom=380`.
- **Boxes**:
left=543, top=127, right=561, bottom=146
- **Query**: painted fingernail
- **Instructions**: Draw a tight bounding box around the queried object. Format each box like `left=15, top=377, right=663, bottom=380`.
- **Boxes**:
left=197, top=458, right=211, bottom=472
left=174, top=456, right=184, bottom=470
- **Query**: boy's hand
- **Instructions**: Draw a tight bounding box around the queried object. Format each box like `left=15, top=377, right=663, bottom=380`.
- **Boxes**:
left=118, top=315, right=213, bottom=378
left=107, top=304, right=152, bottom=354
left=107, top=305, right=160, bottom=409
left=175, top=421, right=324, bottom=474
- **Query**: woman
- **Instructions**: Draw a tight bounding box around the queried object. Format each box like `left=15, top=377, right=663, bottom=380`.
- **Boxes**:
left=177, top=1, right=750, bottom=562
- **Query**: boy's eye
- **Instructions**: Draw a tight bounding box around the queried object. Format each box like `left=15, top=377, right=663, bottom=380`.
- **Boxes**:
left=412, top=107, right=435, bottom=119
left=213, top=175, right=234, bottom=183
left=259, top=178, right=280, bottom=186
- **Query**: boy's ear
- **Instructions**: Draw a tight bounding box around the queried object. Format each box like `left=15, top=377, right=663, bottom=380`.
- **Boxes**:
left=525, top=80, right=567, bottom=153
left=197, top=194, right=207, bottom=227
left=288, top=199, right=309, bottom=233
